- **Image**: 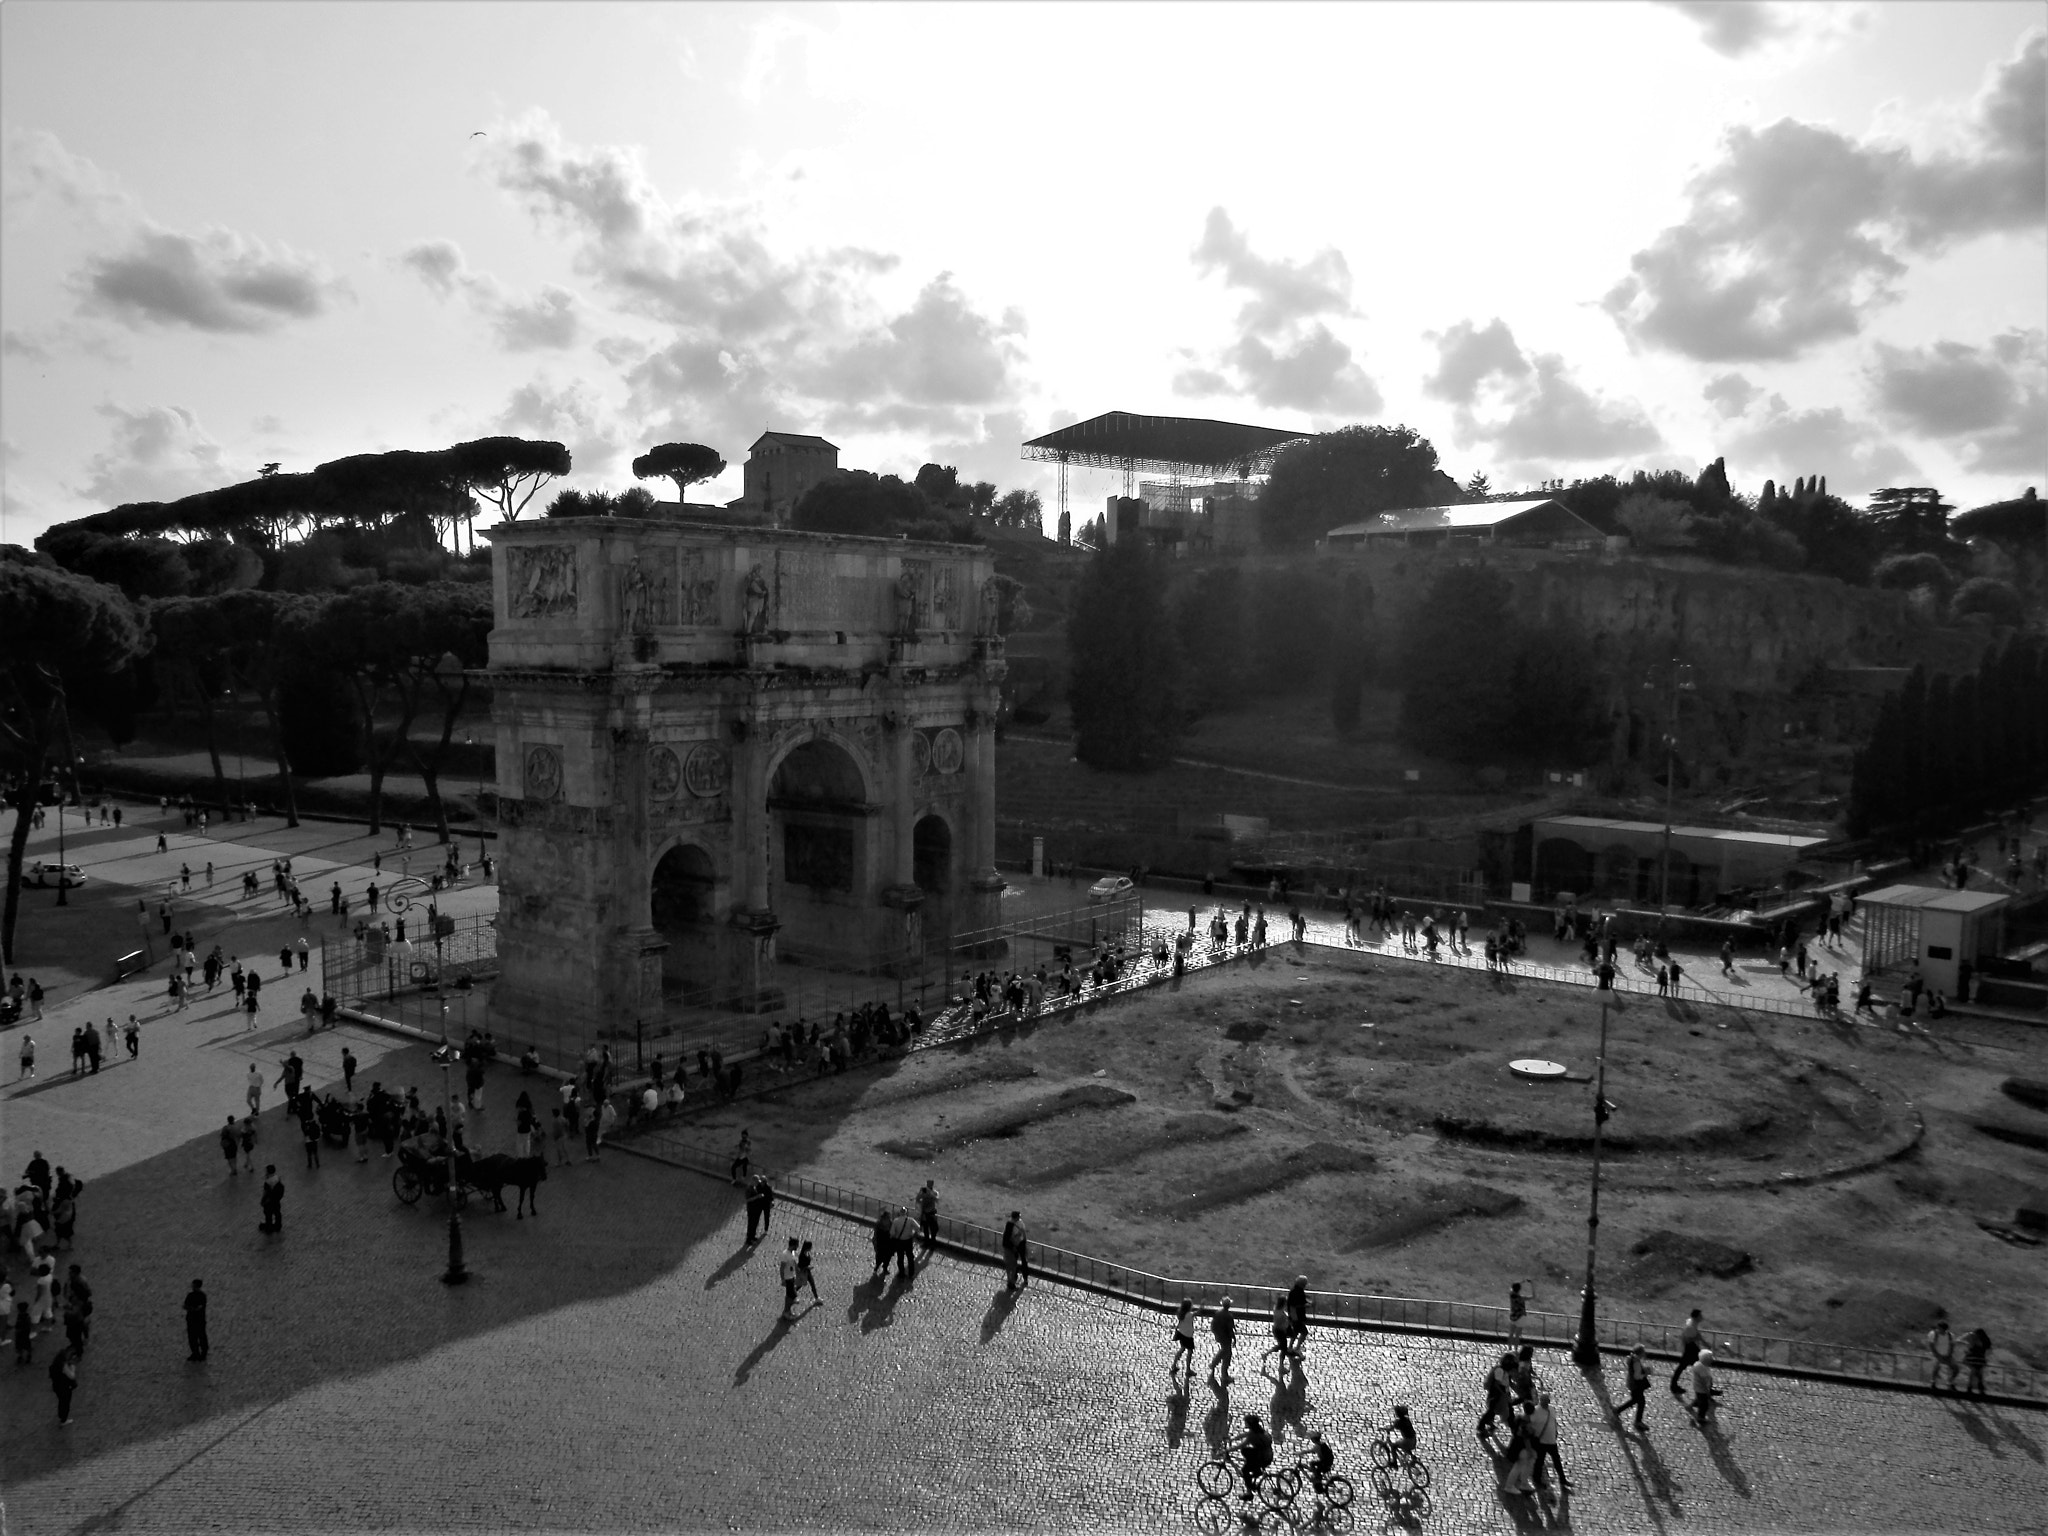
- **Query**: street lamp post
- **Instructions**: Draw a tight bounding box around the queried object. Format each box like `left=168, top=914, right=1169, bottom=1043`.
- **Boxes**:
left=1644, top=661, right=1695, bottom=918
left=392, top=876, right=467, bottom=1284
left=1572, top=990, right=1615, bottom=1369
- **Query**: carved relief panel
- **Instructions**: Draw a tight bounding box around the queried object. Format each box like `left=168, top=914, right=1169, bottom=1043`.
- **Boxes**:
left=510, top=546, right=578, bottom=619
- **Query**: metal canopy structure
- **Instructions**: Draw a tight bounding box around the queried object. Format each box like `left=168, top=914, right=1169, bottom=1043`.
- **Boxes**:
left=1022, top=411, right=1312, bottom=538
left=1022, top=411, right=1310, bottom=476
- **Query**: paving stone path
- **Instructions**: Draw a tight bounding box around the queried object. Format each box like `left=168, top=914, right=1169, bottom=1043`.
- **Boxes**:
left=5, top=808, right=2046, bottom=1533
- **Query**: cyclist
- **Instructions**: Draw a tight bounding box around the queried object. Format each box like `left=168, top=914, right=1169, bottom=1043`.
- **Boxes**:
left=1302, top=1427, right=1337, bottom=1499
left=1383, top=1404, right=1418, bottom=1457
left=1235, top=1413, right=1275, bottom=1500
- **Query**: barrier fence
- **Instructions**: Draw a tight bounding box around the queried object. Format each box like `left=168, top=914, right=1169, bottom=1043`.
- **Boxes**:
left=623, top=1131, right=2047, bottom=1405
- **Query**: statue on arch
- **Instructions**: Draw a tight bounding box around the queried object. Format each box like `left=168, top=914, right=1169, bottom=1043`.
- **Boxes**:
left=742, top=564, right=770, bottom=634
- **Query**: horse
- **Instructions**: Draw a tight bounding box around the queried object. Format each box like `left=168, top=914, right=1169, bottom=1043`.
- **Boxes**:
left=465, top=1153, right=548, bottom=1217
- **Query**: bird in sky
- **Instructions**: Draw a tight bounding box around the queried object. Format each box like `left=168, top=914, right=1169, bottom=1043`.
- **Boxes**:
left=470, top=131, right=486, bottom=138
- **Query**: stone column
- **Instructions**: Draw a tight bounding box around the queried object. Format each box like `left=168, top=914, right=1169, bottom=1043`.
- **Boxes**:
left=964, top=704, right=1004, bottom=933
left=879, top=706, right=925, bottom=975
left=727, top=714, right=783, bottom=1011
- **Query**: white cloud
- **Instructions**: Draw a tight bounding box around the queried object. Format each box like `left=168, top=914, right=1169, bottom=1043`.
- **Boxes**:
left=1605, top=31, right=2045, bottom=361
left=1717, top=391, right=1916, bottom=495
left=1869, top=329, right=2047, bottom=476
left=1702, top=372, right=1765, bottom=418
left=79, top=226, right=349, bottom=335
left=496, top=374, right=623, bottom=482
left=1425, top=318, right=1662, bottom=463
left=77, top=403, right=228, bottom=506
left=397, top=238, right=583, bottom=351
left=1175, top=208, right=1380, bottom=415
left=1653, top=1, right=1865, bottom=59
left=481, top=111, right=1028, bottom=458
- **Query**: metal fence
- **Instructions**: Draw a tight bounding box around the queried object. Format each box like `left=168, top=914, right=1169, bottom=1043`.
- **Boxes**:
left=622, top=1130, right=2046, bottom=1404
left=323, top=911, right=499, bottom=1011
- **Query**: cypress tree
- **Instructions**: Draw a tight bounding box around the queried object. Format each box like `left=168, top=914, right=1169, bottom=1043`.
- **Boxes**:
left=1067, top=539, right=1186, bottom=771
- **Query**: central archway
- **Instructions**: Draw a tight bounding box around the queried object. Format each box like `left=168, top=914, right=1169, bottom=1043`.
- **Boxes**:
left=651, top=843, right=719, bottom=1000
left=770, top=737, right=872, bottom=967
left=913, top=812, right=953, bottom=947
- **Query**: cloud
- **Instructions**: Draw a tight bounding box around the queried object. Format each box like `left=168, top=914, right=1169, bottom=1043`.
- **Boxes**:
left=1655, top=1, right=1796, bottom=56
left=496, top=374, right=624, bottom=481
left=1703, top=372, right=1764, bottom=418
left=1177, top=208, right=1380, bottom=415
left=77, top=403, right=228, bottom=506
left=397, top=238, right=582, bottom=351
left=480, top=112, right=1027, bottom=455
left=1425, top=318, right=1662, bottom=463
left=1717, top=391, right=1916, bottom=494
left=1605, top=31, right=2045, bottom=361
left=2, top=128, right=136, bottom=226
left=79, top=227, right=348, bottom=334
left=1869, top=329, right=2047, bottom=475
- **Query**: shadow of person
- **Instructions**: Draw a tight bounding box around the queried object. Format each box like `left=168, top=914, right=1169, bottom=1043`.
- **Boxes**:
left=1166, top=1381, right=1191, bottom=1451
left=1992, top=1408, right=2044, bottom=1463
left=858, top=1267, right=914, bottom=1335
left=1944, top=1400, right=2008, bottom=1457
left=980, top=1285, right=1018, bottom=1344
left=1268, top=1364, right=1314, bottom=1441
left=732, top=1313, right=795, bottom=1386
left=703, top=1232, right=759, bottom=1291
left=1697, top=1420, right=1752, bottom=1498
left=1203, top=1394, right=1234, bottom=1462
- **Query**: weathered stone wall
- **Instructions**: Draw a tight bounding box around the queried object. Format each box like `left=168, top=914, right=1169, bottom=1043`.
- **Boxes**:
left=486, top=518, right=1005, bottom=1034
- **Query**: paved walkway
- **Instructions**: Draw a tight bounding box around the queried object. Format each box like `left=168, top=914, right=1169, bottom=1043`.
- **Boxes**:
left=6, top=805, right=2046, bottom=1534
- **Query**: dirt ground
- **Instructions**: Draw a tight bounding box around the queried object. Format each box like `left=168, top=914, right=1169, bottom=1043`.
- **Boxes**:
left=673, top=946, right=2048, bottom=1369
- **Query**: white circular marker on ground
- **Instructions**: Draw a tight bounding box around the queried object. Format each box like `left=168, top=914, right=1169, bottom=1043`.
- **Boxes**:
left=1509, top=1058, right=1569, bottom=1080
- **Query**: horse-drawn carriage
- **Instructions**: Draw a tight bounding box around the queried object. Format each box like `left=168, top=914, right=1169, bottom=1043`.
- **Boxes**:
left=392, top=1142, right=472, bottom=1208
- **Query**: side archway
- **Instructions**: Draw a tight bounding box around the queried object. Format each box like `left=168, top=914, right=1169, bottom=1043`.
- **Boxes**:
left=651, top=842, right=720, bottom=999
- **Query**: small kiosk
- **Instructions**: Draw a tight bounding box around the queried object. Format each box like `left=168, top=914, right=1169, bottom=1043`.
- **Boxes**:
left=1856, top=884, right=2011, bottom=999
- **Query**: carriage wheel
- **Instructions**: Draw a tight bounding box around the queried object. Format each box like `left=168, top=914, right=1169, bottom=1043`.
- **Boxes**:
left=393, top=1166, right=424, bottom=1205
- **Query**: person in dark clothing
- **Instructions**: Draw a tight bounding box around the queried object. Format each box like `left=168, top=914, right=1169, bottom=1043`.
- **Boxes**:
left=49, top=1343, right=78, bottom=1424
left=744, top=1177, right=768, bottom=1244
left=258, top=1167, right=284, bottom=1233
left=184, top=1279, right=209, bottom=1360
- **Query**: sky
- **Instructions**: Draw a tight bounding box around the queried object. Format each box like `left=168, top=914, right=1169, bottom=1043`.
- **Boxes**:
left=2, top=0, right=2042, bottom=547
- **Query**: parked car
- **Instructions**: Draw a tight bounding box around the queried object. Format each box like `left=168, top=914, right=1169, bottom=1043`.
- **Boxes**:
left=22, top=861, right=87, bottom=889
left=1087, top=874, right=1136, bottom=904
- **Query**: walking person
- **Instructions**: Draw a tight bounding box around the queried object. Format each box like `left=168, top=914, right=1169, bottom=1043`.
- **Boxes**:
left=1928, top=1318, right=1959, bottom=1392
left=258, top=1166, right=284, bottom=1234
left=1001, top=1210, right=1029, bottom=1291
left=245, top=1064, right=263, bottom=1118
left=1170, top=1297, right=1197, bottom=1381
left=1670, top=1308, right=1703, bottom=1396
left=916, top=1180, right=939, bottom=1248
left=1688, top=1348, right=1721, bottom=1425
left=1618, top=1345, right=1652, bottom=1430
left=796, top=1239, right=821, bottom=1302
left=778, top=1237, right=802, bottom=1318
left=730, top=1129, right=752, bottom=1185
left=1507, top=1282, right=1527, bottom=1345
left=17, top=1034, right=34, bottom=1081
left=1527, top=1392, right=1571, bottom=1490
left=745, top=1177, right=768, bottom=1244
left=1209, top=1297, right=1236, bottom=1387
left=300, top=1110, right=321, bottom=1169
left=239, top=1116, right=257, bottom=1172
left=49, top=1342, right=78, bottom=1425
left=220, top=1116, right=241, bottom=1177
left=183, top=1279, right=209, bottom=1361
left=1478, top=1351, right=1515, bottom=1439
left=1962, top=1327, right=1991, bottom=1396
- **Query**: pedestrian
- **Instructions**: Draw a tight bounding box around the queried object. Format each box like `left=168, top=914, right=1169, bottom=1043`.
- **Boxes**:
left=60, top=1265, right=92, bottom=1354
left=730, top=1129, right=752, bottom=1185
left=1170, top=1297, right=1197, bottom=1380
left=745, top=1178, right=768, bottom=1243
left=28, top=1253, right=55, bottom=1328
left=49, top=1342, right=78, bottom=1425
left=1261, top=1290, right=1292, bottom=1370
left=916, top=1179, right=939, bottom=1247
left=1962, top=1327, right=1991, bottom=1396
left=1718, top=939, right=1735, bottom=977
left=1688, top=1348, right=1721, bottom=1425
left=301, top=1110, right=321, bottom=1169
left=123, top=1016, right=140, bottom=1058
left=341, top=1047, right=357, bottom=1094
left=13, top=1300, right=31, bottom=1365
left=779, top=1237, right=801, bottom=1318
left=1671, top=1308, right=1703, bottom=1396
left=515, top=1093, right=535, bottom=1157
left=351, top=1097, right=370, bottom=1163
left=550, top=1107, right=570, bottom=1166
left=797, top=1239, right=821, bottom=1302
left=1618, top=1344, right=1651, bottom=1430
left=1528, top=1391, right=1570, bottom=1489
left=1928, top=1317, right=1958, bottom=1392
left=597, top=1093, right=617, bottom=1151
left=258, top=1166, right=284, bottom=1234
left=889, top=1206, right=916, bottom=1276
left=1001, top=1210, right=1029, bottom=1291
left=220, top=1116, right=240, bottom=1177
left=870, top=1208, right=893, bottom=1276
left=239, top=1116, right=257, bottom=1171
left=1478, top=1350, right=1515, bottom=1438
left=1210, top=1297, right=1236, bottom=1387
left=297, top=936, right=310, bottom=972
left=184, top=1279, right=209, bottom=1361
left=1507, top=1281, right=1527, bottom=1345
left=17, top=1034, right=34, bottom=1081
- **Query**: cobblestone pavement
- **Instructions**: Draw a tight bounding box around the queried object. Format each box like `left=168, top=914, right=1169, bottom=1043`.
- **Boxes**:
left=5, top=1050, right=2045, bottom=1536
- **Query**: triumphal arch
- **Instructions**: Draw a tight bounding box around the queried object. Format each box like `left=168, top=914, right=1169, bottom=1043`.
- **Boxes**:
left=483, top=518, right=1005, bottom=1033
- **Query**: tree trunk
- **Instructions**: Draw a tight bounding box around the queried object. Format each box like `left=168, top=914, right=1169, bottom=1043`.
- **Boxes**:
left=410, top=674, right=471, bottom=846
left=1, top=697, right=58, bottom=967
left=197, top=691, right=232, bottom=816
left=256, top=689, right=300, bottom=828
left=359, top=671, right=421, bottom=838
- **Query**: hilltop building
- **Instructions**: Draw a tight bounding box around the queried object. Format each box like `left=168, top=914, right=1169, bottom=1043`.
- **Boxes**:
left=727, top=431, right=839, bottom=526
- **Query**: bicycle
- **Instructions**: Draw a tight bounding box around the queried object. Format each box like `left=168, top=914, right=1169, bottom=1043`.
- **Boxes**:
left=1284, top=1457, right=1356, bottom=1530
left=1196, top=1457, right=1297, bottom=1515
left=1368, top=1433, right=1432, bottom=1520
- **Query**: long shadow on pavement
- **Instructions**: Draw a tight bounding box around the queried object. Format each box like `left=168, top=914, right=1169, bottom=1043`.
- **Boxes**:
left=0, top=1032, right=859, bottom=1493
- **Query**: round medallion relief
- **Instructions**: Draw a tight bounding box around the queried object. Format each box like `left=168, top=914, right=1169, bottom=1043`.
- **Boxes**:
left=648, top=746, right=682, bottom=800
left=931, top=727, right=964, bottom=776
left=910, top=730, right=933, bottom=777
left=523, top=745, right=563, bottom=802
left=684, top=743, right=730, bottom=798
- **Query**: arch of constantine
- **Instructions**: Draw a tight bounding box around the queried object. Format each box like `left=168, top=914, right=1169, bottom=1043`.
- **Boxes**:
left=483, top=518, right=1005, bottom=1033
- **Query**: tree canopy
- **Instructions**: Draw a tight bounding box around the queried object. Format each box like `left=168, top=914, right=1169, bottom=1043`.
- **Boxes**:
left=1066, top=538, right=1184, bottom=771
left=790, top=471, right=977, bottom=541
left=1258, top=425, right=1444, bottom=547
left=633, top=442, right=727, bottom=506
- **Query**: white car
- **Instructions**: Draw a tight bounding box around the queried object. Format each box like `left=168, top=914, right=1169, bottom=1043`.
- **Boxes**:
left=22, top=861, right=88, bottom=889
left=1087, top=874, right=1136, bottom=904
